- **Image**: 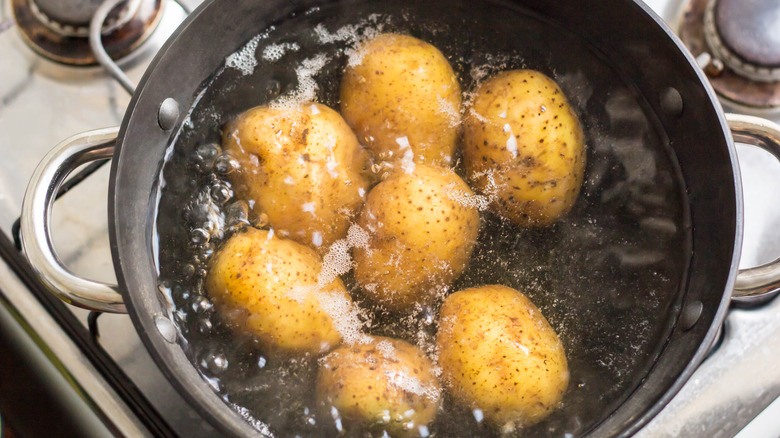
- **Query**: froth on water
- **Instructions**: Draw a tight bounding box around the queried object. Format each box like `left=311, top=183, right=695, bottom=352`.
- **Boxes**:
left=155, top=2, right=688, bottom=437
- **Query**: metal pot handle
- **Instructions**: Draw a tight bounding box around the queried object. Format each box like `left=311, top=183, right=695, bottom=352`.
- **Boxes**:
left=728, top=114, right=780, bottom=303
left=20, top=127, right=127, bottom=313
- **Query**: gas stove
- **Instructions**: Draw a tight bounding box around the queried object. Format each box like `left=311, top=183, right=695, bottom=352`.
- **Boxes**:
left=0, top=0, right=779, bottom=436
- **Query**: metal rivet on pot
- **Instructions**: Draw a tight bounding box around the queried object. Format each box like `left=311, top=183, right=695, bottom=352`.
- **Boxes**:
left=660, top=87, right=684, bottom=119
left=680, top=300, right=703, bottom=331
left=154, top=315, right=177, bottom=343
left=158, top=97, right=180, bottom=130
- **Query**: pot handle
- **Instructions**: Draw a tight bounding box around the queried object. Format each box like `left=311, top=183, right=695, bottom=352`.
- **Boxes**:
left=20, top=127, right=127, bottom=313
left=728, top=114, right=780, bottom=303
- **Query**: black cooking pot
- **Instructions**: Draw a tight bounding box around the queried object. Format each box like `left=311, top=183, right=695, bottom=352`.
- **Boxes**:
left=19, top=0, right=780, bottom=436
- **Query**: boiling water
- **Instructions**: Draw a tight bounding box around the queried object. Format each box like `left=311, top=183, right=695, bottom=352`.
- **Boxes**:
left=156, top=2, right=689, bottom=437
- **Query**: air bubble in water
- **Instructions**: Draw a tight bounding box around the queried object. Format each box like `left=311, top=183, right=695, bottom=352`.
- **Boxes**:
left=266, top=79, right=282, bottom=97
left=192, top=143, right=221, bottom=171
left=198, top=318, right=213, bottom=334
left=225, top=200, right=250, bottom=230
left=192, top=295, right=214, bottom=314
left=210, top=182, right=233, bottom=204
left=182, top=263, right=196, bottom=277
left=190, top=228, right=210, bottom=246
left=214, top=153, right=240, bottom=175
left=201, top=352, right=229, bottom=375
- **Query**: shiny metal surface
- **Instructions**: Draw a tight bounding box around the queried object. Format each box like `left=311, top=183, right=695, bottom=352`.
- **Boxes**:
left=1, top=0, right=217, bottom=435
left=707, top=0, right=780, bottom=82
left=20, top=127, right=125, bottom=313
left=0, top=245, right=150, bottom=437
left=90, top=0, right=137, bottom=93
left=31, top=0, right=142, bottom=36
left=1, top=0, right=780, bottom=436
left=726, top=114, right=780, bottom=301
left=678, top=0, right=780, bottom=113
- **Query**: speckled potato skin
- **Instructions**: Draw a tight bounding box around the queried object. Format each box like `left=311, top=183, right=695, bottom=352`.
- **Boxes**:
left=222, top=102, right=370, bottom=251
left=436, top=285, right=569, bottom=430
left=205, top=227, right=350, bottom=356
left=463, top=70, right=585, bottom=227
left=316, top=336, right=441, bottom=436
left=353, top=164, right=480, bottom=312
left=340, top=33, right=462, bottom=167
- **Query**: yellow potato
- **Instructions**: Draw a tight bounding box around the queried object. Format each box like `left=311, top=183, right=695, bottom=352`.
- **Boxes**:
left=222, top=102, right=370, bottom=251
left=353, top=164, right=480, bottom=312
left=205, top=227, right=352, bottom=356
left=340, top=33, right=462, bottom=167
left=462, top=69, right=586, bottom=227
left=436, top=285, right=569, bottom=430
left=316, top=336, right=441, bottom=436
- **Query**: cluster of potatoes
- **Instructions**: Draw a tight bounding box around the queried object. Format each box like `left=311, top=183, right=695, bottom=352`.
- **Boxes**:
left=205, top=32, right=583, bottom=435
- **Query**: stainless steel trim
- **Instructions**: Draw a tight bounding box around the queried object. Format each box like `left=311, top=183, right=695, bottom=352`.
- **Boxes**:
left=728, top=113, right=780, bottom=302
left=20, top=127, right=126, bottom=313
left=0, top=254, right=150, bottom=437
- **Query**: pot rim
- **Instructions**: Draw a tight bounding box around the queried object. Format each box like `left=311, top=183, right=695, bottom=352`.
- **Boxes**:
left=107, top=0, right=742, bottom=436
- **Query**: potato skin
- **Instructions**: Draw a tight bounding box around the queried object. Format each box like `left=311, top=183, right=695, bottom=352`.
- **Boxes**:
left=436, top=285, right=569, bottom=429
left=353, top=164, right=480, bottom=312
left=205, top=227, right=351, bottom=356
left=340, top=33, right=461, bottom=167
left=316, top=336, right=441, bottom=436
left=222, top=102, right=370, bottom=251
left=462, top=69, right=585, bottom=227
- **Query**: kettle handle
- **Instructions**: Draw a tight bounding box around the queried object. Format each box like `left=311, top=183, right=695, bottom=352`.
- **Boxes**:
left=728, top=114, right=780, bottom=303
left=20, top=127, right=126, bottom=313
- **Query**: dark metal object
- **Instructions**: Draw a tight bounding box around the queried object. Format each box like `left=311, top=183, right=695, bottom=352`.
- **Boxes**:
left=30, top=0, right=140, bottom=36
left=88, top=311, right=102, bottom=343
left=680, top=301, right=704, bottom=331
left=710, top=0, right=780, bottom=81
left=106, top=0, right=738, bottom=436
left=680, top=0, right=780, bottom=111
left=18, top=0, right=780, bottom=436
left=0, top=231, right=178, bottom=437
left=11, top=0, right=164, bottom=66
left=157, top=98, right=180, bottom=130
left=90, top=0, right=137, bottom=94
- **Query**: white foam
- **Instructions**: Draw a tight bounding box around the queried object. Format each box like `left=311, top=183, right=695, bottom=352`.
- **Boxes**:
left=396, top=136, right=411, bottom=150
left=346, top=223, right=370, bottom=249
left=503, top=123, right=518, bottom=158
left=317, top=291, right=372, bottom=345
left=437, top=96, right=460, bottom=128
left=319, top=238, right=352, bottom=286
left=271, top=54, right=330, bottom=109
left=400, top=150, right=415, bottom=174
left=262, top=42, right=300, bottom=62
left=385, top=369, right=440, bottom=402
left=396, top=137, right=415, bottom=174
left=375, top=339, right=396, bottom=359
left=312, top=15, right=386, bottom=68
left=225, top=34, right=262, bottom=76
left=444, top=182, right=490, bottom=211
left=468, top=108, right=489, bottom=124
left=312, top=232, right=323, bottom=247
left=302, top=202, right=316, bottom=213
